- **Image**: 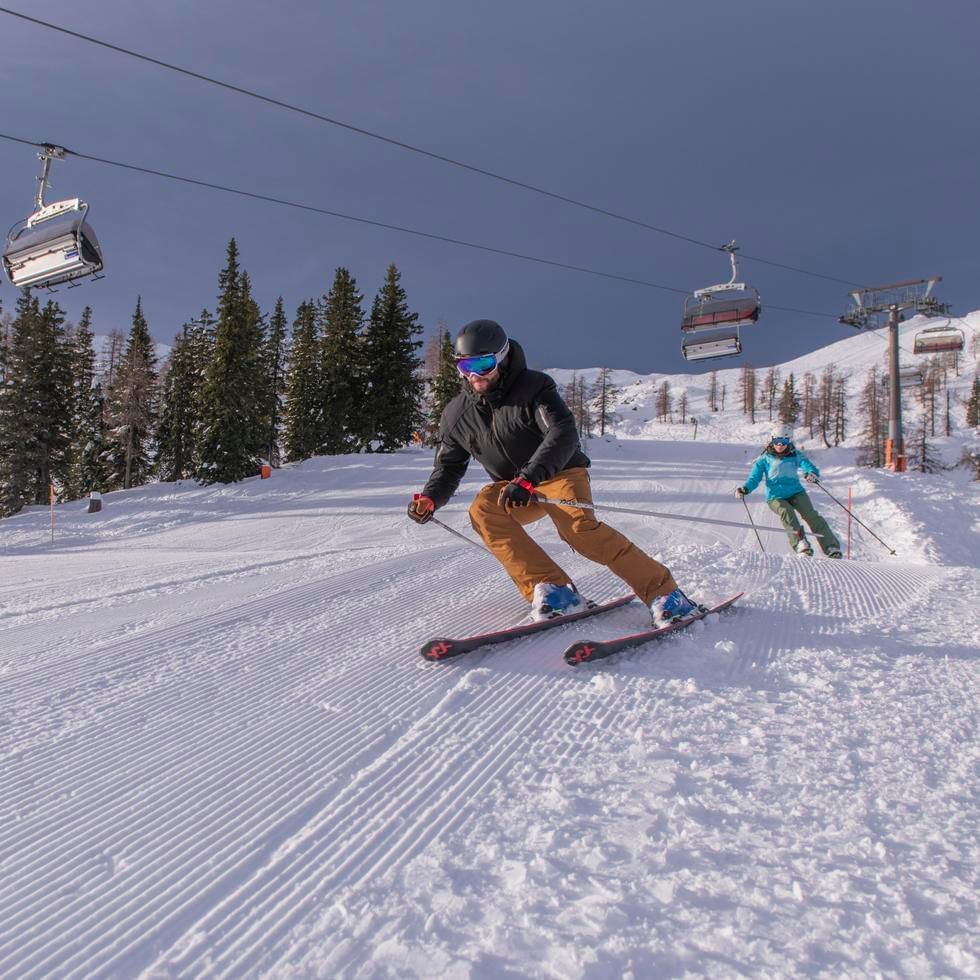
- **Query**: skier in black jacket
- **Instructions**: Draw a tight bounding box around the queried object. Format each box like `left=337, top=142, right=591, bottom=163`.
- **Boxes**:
left=408, top=319, right=696, bottom=624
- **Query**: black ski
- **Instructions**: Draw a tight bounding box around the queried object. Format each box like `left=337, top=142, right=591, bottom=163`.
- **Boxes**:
left=420, top=593, right=637, bottom=661
left=563, top=592, right=744, bottom=666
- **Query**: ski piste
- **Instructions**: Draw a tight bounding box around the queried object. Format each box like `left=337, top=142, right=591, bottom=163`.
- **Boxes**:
left=563, top=592, right=743, bottom=666
left=420, top=593, right=637, bottom=661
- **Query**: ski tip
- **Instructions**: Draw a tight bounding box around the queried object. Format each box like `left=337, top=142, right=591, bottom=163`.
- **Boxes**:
left=563, top=641, right=600, bottom=666
left=420, top=638, right=456, bottom=661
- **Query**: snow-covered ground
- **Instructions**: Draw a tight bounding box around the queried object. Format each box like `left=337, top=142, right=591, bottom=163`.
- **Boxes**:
left=1, top=321, right=978, bottom=978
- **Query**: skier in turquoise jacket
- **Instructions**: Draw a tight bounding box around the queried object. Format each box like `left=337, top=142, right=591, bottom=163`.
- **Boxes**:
left=736, top=425, right=842, bottom=557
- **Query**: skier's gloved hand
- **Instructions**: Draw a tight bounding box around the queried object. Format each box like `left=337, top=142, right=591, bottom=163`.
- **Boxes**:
left=734, top=487, right=747, bottom=498
left=408, top=494, right=436, bottom=524
left=498, top=477, right=536, bottom=510
left=804, top=473, right=818, bottom=485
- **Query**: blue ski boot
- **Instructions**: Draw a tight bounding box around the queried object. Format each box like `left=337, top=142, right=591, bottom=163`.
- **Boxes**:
left=649, top=588, right=698, bottom=628
left=530, top=583, right=587, bottom=622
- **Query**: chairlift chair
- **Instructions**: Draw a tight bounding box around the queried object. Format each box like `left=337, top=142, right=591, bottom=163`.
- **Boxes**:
left=681, top=328, right=742, bottom=362
left=884, top=367, right=924, bottom=389
left=2, top=145, right=104, bottom=290
left=912, top=321, right=965, bottom=355
left=681, top=242, right=761, bottom=333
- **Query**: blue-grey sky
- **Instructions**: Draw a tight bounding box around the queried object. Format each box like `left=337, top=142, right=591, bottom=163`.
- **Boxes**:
left=1, top=0, right=978, bottom=374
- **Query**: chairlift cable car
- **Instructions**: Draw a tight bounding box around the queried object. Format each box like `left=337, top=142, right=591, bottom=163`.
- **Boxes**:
left=912, top=318, right=965, bottom=355
left=679, top=241, right=760, bottom=362
left=2, top=143, right=104, bottom=290
left=681, top=328, right=742, bottom=362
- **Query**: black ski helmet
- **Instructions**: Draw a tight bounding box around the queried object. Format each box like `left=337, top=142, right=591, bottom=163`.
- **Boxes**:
left=454, top=319, right=508, bottom=358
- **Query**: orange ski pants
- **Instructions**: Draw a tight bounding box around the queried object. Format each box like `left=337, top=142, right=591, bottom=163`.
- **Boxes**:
left=468, top=467, right=676, bottom=604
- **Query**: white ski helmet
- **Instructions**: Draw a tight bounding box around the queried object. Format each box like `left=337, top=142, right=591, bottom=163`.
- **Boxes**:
left=771, top=424, right=794, bottom=444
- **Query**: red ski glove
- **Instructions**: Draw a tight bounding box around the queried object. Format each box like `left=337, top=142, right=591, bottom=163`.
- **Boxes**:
left=408, top=494, right=436, bottom=524
left=498, top=477, right=536, bottom=510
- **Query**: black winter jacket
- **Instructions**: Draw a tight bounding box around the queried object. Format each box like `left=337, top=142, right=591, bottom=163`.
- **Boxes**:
left=421, top=340, right=590, bottom=508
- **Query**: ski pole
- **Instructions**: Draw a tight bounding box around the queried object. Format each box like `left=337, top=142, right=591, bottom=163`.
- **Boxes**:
left=430, top=515, right=491, bottom=553
left=533, top=495, right=788, bottom=535
left=740, top=495, right=766, bottom=554
left=812, top=481, right=897, bottom=555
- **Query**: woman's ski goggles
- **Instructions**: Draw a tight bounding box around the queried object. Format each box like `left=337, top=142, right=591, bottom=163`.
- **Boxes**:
left=455, top=341, right=509, bottom=377
left=772, top=437, right=791, bottom=446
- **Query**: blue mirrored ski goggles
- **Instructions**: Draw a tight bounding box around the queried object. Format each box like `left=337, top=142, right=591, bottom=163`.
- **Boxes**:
left=772, top=437, right=791, bottom=446
left=455, top=341, right=509, bottom=377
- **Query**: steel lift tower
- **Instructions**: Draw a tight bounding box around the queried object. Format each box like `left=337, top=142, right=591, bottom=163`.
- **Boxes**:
left=840, top=277, right=949, bottom=472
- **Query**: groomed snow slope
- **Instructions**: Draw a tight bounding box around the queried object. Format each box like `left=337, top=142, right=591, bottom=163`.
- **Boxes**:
left=2, top=430, right=978, bottom=977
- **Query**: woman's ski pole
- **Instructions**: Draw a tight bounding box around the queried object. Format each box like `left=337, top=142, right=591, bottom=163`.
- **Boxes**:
left=533, top=495, right=787, bottom=535
left=812, top=481, right=897, bottom=555
left=740, top=495, right=766, bottom=553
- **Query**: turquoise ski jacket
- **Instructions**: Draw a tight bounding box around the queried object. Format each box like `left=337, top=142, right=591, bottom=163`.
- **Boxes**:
left=741, top=448, right=819, bottom=501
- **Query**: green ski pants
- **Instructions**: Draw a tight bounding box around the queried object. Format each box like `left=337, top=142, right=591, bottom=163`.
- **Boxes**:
left=767, top=492, right=841, bottom=555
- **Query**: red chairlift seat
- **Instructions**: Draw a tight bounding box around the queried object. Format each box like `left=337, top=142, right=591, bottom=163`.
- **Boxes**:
left=681, top=289, right=761, bottom=331
left=913, top=322, right=965, bottom=355
left=680, top=241, right=761, bottom=340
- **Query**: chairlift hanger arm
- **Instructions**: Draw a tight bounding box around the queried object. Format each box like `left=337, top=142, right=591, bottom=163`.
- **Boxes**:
left=34, top=144, right=69, bottom=211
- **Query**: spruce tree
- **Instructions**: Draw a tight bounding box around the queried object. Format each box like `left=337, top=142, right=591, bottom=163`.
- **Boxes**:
left=0, top=291, right=74, bottom=514
left=105, top=297, right=158, bottom=490
left=283, top=300, right=322, bottom=461
left=264, top=297, right=289, bottom=466
left=155, top=325, right=200, bottom=482
left=318, top=268, right=366, bottom=455
left=63, top=306, right=107, bottom=499
left=196, top=241, right=267, bottom=484
left=361, top=264, right=425, bottom=451
left=426, top=327, right=462, bottom=444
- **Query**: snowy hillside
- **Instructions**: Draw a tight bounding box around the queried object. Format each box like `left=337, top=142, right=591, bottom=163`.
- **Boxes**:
left=549, top=310, right=980, bottom=455
left=1, top=322, right=978, bottom=977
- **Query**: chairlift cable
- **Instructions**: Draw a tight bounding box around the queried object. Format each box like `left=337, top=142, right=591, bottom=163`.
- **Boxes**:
left=0, top=132, right=683, bottom=296
left=0, top=132, right=842, bottom=320
left=0, top=6, right=865, bottom=289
